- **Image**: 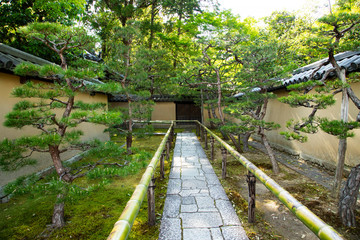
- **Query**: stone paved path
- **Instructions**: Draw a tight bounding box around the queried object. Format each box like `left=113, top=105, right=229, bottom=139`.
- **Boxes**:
left=159, top=133, right=248, bottom=240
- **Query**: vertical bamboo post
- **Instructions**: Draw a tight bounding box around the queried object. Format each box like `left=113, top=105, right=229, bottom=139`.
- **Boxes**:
left=160, top=152, right=165, bottom=179
left=247, top=171, right=256, bottom=223
left=170, top=126, right=174, bottom=145
left=200, top=125, right=204, bottom=142
left=205, top=130, right=208, bottom=150
left=147, top=177, right=156, bottom=226
left=210, top=137, right=215, bottom=161
left=221, top=147, right=227, bottom=179
left=166, top=140, right=170, bottom=160
left=196, top=123, right=200, bottom=136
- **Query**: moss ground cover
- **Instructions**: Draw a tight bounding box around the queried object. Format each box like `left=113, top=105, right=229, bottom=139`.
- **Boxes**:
left=0, top=130, right=174, bottom=240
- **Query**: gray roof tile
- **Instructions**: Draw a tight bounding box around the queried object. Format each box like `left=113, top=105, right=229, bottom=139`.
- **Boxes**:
left=281, top=51, right=360, bottom=87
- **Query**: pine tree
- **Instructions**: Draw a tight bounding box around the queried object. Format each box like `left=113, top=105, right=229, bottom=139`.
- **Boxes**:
left=222, top=36, right=284, bottom=174
left=278, top=0, right=360, bottom=226
left=0, top=22, right=125, bottom=229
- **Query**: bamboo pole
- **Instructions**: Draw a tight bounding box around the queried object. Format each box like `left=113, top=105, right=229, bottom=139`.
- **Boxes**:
left=107, top=122, right=174, bottom=240
left=197, top=121, right=344, bottom=240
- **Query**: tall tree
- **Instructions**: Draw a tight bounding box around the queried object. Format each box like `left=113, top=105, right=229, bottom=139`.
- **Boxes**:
left=280, top=0, right=360, bottom=197
left=101, top=0, right=151, bottom=153
left=223, top=35, right=284, bottom=174
left=174, top=11, right=250, bottom=152
left=0, top=0, right=87, bottom=62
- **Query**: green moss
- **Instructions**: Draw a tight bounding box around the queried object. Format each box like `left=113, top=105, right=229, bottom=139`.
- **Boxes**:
left=0, top=131, right=171, bottom=240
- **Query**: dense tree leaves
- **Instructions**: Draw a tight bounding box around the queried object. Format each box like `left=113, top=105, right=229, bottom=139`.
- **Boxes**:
left=0, top=0, right=87, bottom=62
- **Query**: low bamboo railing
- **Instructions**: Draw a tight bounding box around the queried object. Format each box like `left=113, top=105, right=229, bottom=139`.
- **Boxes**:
left=107, top=120, right=343, bottom=240
left=107, top=122, right=174, bottom=240
left=196, top=121, right=344, bottom=240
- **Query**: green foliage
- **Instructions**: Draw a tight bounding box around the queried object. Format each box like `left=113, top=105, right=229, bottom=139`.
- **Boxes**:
left=278, top=91, right=336, bottom=109
left=84, top=140, right=123, bottom=157
left=0, top=139, right=37, bottom=171
left=13, top=62, right=42, bottom=77
left=280, top=131, right=308, bottom=143
left=0, top=0, right=87, bottom=62
left=11, top=81, right=63, bottom=99
left=87, top=110, right=123, bottom=125
left=74, top=101, right=106, bottom=111
left=18, top=22, right=98, bottom=52
left=87, top=160, right=147, bottom=179
left=1, top=20, right=126, bottom=180
left=319, top=118, right=360, bottom=139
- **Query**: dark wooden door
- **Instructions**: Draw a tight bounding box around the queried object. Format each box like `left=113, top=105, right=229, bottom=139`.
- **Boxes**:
left=176, top=103, right=201, bottom=123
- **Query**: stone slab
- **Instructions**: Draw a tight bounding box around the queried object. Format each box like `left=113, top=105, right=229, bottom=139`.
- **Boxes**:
left=181, top=212, right=223, bottom=228
left=158, top=218, right=182, bottom=240
left=221, top=226, right=249, bottom=240
left=183, top=228, right=211, bottom=240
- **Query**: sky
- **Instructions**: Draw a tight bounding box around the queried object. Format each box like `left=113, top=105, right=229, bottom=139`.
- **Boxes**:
left=218, top=0, right=336, bottom=19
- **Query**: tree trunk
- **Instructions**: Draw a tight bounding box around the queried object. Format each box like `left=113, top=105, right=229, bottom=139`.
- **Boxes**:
left=332, top=68, right=349, bottom=198
left=49, top=145, right=72, bottom=182
left=228, top=133, right=243, bottom=153
left=207, top=105, right=215, bottom=128
left=127, top=100, right=133, bottom=154
left=260, top=128, right=279, bottom=174
left=339, top=164, right=360, bottom=227
left=148, top=0, right=157, bottom=50
left=52, top=194, right=65, bottom=228
left=200, top=89, right=204, bottom=124
left=243, top=132, right=251, bottom=152
left=332, top=138, right=347, bottom=198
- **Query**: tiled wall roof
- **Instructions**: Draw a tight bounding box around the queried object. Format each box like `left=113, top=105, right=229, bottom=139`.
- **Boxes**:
left=281, top=51, right=360, bottom=87
left=0, top=43, right=53, bottom=70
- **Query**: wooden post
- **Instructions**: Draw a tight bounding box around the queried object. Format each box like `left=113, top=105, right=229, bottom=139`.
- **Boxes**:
left=210, top=137, right=215, bottom=161
left=247, top=171, right=256, bottom=223
left=196, top=124, right=200, bottom=136
left=147, top=177, right=156, bottom=226
left=166, top=140, right=170, bottom=160
left=221, top=147, right=227, bottom=179
left=160, top=152, right=165, bottom=179
left=200, top=125, right=204, bottom=142
left=205, top=131, right=208, bottom=150
left=170, top=127, right=174, bottom=144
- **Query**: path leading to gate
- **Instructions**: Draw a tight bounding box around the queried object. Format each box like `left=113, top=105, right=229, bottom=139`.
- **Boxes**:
left=159, top=132, right=248, bottom=240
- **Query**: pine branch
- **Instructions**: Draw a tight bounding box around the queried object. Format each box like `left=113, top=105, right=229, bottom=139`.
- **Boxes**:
left=71, top=161, right=129, bottom=180
left=50, top=98, right=68, bottom=106
left=29, top=147, right=49, bottom=153
left=347, top=87, right=360, bottom=110
left=36, top=124, right=51, bottom=134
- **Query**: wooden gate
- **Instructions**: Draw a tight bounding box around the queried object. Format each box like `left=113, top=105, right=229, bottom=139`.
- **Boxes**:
left=176, top=102, right=201, bottom=124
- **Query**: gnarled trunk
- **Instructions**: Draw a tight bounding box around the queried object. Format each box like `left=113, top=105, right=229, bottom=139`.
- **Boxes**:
left=243, top=132, right=251, bottom=152
left=49, top=145, right=72, bottom=228
left=49, top=145, right=72, bottom=182
left=330, top=59, right=349, bottom=199
left=339, top=164, right=360, bottom=227
left=52, top=194, right=66, bottom=228
left=260, top=127, right=279, bottom=174
left=228, top=133, right=243, bottom=153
